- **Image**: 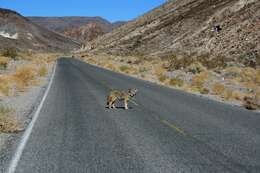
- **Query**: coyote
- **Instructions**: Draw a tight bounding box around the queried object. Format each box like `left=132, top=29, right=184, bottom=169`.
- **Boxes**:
left=107, top=89, right=138, bottom=109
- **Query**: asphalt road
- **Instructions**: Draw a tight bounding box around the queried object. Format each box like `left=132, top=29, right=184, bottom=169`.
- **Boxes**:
left=11, top=58, right=260, bottom=173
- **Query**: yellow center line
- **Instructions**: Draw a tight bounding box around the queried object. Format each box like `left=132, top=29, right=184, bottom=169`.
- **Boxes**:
left=161, top=119, right=187, bottom=136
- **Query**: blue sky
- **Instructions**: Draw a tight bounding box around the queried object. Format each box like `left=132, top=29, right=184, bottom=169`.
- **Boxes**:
left=0, top=0, right=167, bottom=22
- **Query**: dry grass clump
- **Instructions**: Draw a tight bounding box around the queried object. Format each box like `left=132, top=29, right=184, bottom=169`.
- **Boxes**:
left=223, top=89, right=234, bottom=100
left=87, top=58, right=97, bottom=65
left=167, top=55, right=195, bottom=71
left=200, top=88, right=210, bottom=94
left=14, top=64, right=37, bottom=89
left=0, top=105, right=20, bottom=133
left=104, top=63, right=117, bottom=71
left=0, top=56, right=9, bottom=69
left=191, top=71, right=209, bottom=88
left=154, top=65, right=167, bottom=81
left=240, top=67, right=256, bottom=83
left=154, top=65, right=166, bottom=75
left=158, top=74, right=167, bottom=82
left=232, top=91, right=244, bottom=101
left=38, top=65, right=48, bottom=77
left=188, top=71, right=210, bottom=94
left=212, top=83, right=225, bottom=95
left=0, top=75, right=13, bottom=96
left=169, top=78, right=184, bottom=87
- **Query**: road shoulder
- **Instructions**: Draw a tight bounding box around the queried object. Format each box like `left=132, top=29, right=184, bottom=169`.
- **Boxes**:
left=0, top=63, right=55, bottom=173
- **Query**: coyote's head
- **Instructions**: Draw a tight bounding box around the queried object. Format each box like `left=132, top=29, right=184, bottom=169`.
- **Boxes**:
left=128, top=88, right=138, bottom=97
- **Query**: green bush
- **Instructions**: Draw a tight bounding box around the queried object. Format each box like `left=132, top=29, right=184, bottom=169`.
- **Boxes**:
left=119, top=65, right=130, bottom=72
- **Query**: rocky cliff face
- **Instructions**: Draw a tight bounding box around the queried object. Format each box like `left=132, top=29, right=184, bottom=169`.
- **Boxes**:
left=0, top=8, right=80, bottom=52
left=63, top=23, right=106, bottom=42
left=89, top=0, right=259, bottom=65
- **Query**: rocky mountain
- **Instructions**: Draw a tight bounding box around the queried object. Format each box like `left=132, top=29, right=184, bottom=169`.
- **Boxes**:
left=88, top=0, right=259, bottom=66
left=63, top=23, right=106, bottom=42
left=28, top=17, right=126, bottom=43
left=0, top=8, right=80, bottom=52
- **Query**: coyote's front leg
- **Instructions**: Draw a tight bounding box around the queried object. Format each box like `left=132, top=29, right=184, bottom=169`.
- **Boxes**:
left=124, top=100, right=128, bottom=109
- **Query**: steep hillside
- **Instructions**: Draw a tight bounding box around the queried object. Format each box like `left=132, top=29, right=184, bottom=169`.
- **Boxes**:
left=89, top=0, right=259, bottom=66
left=0, top=8, right=80, bottom=52
left=29, top=17, right=126, bottom=43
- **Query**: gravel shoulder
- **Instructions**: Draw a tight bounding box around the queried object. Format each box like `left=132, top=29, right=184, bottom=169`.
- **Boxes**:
left=0, top=62, right=54, bottom=173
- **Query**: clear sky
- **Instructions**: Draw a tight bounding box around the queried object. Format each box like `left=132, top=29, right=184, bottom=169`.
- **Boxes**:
left=0, top=0, right=167, bottom=22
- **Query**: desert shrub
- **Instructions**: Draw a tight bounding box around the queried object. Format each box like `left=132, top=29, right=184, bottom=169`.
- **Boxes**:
left=87, top=58, right=97, bottom=65
left=199, top=87, right=210, bottom=94
left=169, top=78, right=184, bottom=87
left=104, top=63, right=116, bottom=70
left=158, top=75, right=167, bottom=82
left=212, top=83, right=225, bottom=95
left=223, top=89, right=233, bottom=100
left=38, top=65, right=48, bottom=77
left=191, top=71, right=209, bottom=88
left=139, top=67, right=147, bottom=73
left=167, top=55, right=195, bottom=71
left=2, top=48, right=18, bottom=60
left=119, top=65, right=130, bottom=72
left=154, top=65, right=166, bottom=75
left=14, top=64, right=37, bottom=88
left=243, top=96, right=259, bottom=110
left=240, top=67, right=256, bottom=83
left=198, top=54, right=228, bottom=69
left=0, top=105, right=20, bottom=133
left=186, top=62, right=206, bottom=74
left=0, top=56, right=9, bottom=69
left=232, top=91, right=244, bottom=101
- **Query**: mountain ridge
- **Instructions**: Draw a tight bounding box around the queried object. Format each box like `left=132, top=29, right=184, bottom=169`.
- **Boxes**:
left=28, top=16, right=126, bottom=43
left=0, top=8, right=80, bottom=52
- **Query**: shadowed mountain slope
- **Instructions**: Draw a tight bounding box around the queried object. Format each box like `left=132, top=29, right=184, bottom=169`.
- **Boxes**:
left=0, top=8, right=80, bottom=52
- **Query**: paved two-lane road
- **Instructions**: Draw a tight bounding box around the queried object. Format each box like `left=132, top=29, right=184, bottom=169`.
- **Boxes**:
left=10, top=58, right=260, bottom=172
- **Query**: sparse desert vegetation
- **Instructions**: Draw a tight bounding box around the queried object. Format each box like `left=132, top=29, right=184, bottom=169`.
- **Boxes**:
left=212, top=83, right=225, bottom=95
left=80, top=53, right=260, bottom=110
left=0, top=56, right=9, bottom=69
left=0, top=50, right=58, bottom=133
left=0, top=105, right=20, bottom=133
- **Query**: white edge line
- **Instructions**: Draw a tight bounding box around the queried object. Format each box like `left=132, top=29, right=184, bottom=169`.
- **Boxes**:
left=7, top=62, right=57, bottom=173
